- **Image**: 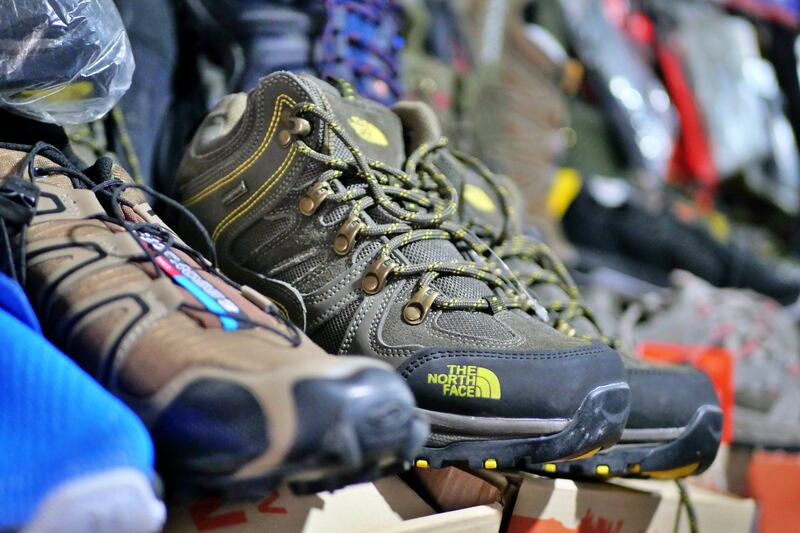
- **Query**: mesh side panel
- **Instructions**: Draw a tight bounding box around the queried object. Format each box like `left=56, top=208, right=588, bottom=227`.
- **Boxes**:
left=329, top=129, right=353, bottom=162
left=402, top=240, right=461, bottom=264
left=433, top=275, right=494, bottom=299
left=353, top=241, right=382, bottom=265
left=436, top=311, right=514, bottom=341
left=312, top=298, right=361, bottom=353
left=235, top=212, right=296, bottom=265
left=395, top=231, right=500, bottom=302
left=300, top=160, right=326, bottom=187
left=321, top=203, right=350, bottom=226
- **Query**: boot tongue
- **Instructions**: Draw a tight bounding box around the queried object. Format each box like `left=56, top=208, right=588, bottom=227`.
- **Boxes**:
left=459, top=170, right=526, bottom=239
left=296, top=74, right=406, bottom=168
left=391, top=100, right=507, bottom=238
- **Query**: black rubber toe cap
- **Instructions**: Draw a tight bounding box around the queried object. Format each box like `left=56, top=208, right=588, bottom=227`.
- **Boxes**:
left=626, top=365, right=719, bottom=430
left=398, top=342, right=626, bottom=419
left=151, top=378, right=269, bottom=477
left=286, top=368, right=418, bottom=464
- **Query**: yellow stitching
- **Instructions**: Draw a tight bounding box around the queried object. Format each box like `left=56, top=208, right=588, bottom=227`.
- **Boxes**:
left=185, top=94, right=296, bottom=206
left=212, top=145, right=297, bottom=241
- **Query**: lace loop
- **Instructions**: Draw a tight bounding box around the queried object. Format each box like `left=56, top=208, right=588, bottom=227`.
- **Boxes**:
left=0, top=176, right=39, bottom=284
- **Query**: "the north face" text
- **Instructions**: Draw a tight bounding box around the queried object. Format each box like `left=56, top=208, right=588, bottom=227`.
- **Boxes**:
left=427, top=365, right=501, bottom=399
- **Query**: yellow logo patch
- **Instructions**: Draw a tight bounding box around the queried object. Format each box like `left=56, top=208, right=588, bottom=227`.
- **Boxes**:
left=463, top=184, right=496, bottom=213
left=347, top=116, right=389, bottom=146
left=427, top=365, right=501, bottom=399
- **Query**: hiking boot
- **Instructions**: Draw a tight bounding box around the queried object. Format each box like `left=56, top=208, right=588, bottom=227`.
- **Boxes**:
left=620, top=271, right=800, bottom=451
left=3, top=141, right=427, bottom=497
left=176, top=72, right=629, bottom=469
left=559, top=170, right=800, bottom=305
left=443, top=135, right=722, bottom=478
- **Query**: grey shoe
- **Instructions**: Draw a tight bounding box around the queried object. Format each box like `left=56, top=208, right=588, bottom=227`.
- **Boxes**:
left=620, top=270, right=800, bottom=450
left=176, top=71, right=629, bottom=469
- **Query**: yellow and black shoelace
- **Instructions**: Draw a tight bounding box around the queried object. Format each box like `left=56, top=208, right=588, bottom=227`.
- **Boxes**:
left=288, top=101, right=548, bottom=319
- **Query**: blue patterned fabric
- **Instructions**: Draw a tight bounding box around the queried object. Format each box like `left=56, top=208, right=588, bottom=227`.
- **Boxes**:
left=0, top=272, right=155, bottom=529
left=317, top=0, right=405, bottom=105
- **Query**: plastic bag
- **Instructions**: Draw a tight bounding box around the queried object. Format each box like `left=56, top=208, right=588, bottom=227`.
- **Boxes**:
left=560, top=0, right=677, bottom=182
left=669, top=5, right=771, bottom=178
left=0, top=0, right=134, bottom=125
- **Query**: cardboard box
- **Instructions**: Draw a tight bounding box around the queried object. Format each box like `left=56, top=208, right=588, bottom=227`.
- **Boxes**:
left=412, top=467, right=510, bottom=512
left=164, top=476, right=502, bottom=533
left=728, top=447, right=800, bottom=533
left=507, top=473, right=755, bottom=533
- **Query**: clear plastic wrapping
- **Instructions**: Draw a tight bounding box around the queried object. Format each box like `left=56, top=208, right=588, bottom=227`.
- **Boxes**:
left=560, top=0, right=677, bottom=182
left=669, top=4, right=771, bottom=178
left=0, top=0, right=134, bottom=124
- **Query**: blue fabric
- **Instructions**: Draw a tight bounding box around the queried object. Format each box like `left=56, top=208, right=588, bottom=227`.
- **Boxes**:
left=317, top=0, right=405, bottom=105
left=0, top=272, right=40, bottom=332
left=0, top=276, right=155, bottom=528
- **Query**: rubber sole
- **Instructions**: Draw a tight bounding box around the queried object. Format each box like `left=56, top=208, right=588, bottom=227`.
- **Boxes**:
left=413, top=382, right=630, bottom=470
left=168, top=369, right=430, bottom=499
left=529, top=404, right=723, bottom=479
left=21, top=469, right=165, bottom=533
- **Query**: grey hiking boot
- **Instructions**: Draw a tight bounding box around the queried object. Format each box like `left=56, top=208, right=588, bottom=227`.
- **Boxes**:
left=620, top=271, right=800, bottom=450
left=411, top=98, right=722, bottom=478
left=176, top=72, right=629, bottom=470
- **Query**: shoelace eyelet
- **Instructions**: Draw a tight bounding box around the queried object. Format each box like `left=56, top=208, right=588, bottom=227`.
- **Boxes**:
left=362, top=256, right=396, bottom=295
left=403, top=286, right=439, bottom=325
left=279, top=116, right=312, bottom=147
left=298, top=180, right=332, bottom=216
left=333, top=214, right=365, bottom=255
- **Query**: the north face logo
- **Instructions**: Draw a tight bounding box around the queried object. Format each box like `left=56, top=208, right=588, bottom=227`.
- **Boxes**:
left=463, top=183, right=497, bottom=213
left=347, top=116, right=389, bottom=146
left=427, top=365, right=501, bottom=399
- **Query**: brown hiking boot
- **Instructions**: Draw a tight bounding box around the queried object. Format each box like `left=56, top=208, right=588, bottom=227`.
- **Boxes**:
left=3, top=141, right=427, bottom=497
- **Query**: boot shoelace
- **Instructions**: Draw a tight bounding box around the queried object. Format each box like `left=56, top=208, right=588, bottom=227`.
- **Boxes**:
left=0, top=175, right=38, bottom=285
left=453, top=150, right=616, bottom=346
left=289, top=101, right=547, bottom=324
left=318, top=0, right=404, bottom=105
left=16, top=142, right=301, bottom=346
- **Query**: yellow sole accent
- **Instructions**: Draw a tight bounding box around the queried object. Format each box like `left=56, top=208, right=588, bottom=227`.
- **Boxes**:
left=628, top=464, right=641, bottom=474
left=184, top=94, right=296, bottom=207
left=570, top=447, right=602, bottom=461
left=415, top=459, right=429, bottom=469
left=595, top=465, right=611, bottom=476
left=483, top=458, right=497, bottom=470
left=644, top=462, right=700, bottom=479
left=543, top=463, right=557, bottom=473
